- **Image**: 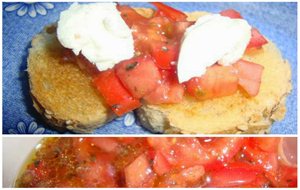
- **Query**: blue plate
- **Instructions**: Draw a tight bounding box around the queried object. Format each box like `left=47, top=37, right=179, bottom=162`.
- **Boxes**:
left=3, top=2, right=297, bottom=134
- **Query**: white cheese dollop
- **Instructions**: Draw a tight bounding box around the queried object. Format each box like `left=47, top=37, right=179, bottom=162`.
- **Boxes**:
left=57, top=3, right=134, bottom=71
left=177, top=14, right=251, bottom=83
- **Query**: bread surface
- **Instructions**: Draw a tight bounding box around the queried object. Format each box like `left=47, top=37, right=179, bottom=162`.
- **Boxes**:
left=28, top=8, right=291, bottom=134
left=28, top=25, right=115, bottom=133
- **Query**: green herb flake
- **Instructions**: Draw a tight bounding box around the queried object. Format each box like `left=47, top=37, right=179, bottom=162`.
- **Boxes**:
left=125, top=62, right=138, bottom=71
left=34, top=160, right=40, bottom=168
left=111, top=104, right=120, bottom=110
left=195, top=87, right=205, bottom=97
left=90, top=154, right=96, bottom=162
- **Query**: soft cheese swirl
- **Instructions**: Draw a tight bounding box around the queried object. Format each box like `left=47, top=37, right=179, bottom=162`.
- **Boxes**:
left=57, top=3, right=134, bottom=71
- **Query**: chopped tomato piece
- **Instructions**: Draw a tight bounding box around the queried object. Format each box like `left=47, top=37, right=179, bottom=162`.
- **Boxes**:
left=151, top=2, right=187, bottom=22
left=219, top=9, right=268, bottom=49
left=151, top=42, right=179, bottom=69
left=203, top=138, right=246, bottom=170
left=186, top=65, right=238, bottom=100
left=207, top=165, right=260, bottom=187
left=117, top=5, right=148, bottom=27
left=61, top=49, right=100, bottom=77
left=174, top=21, right=194, bottom=39
left=148, top=137, right=246, bottom=170
left=243, top=144, right=279, bottom=175
left=61, top=48, right=76, bottom=63
left=149, top=138, right=210, bottom=168
left=124, top=153, right=155, bottom=187
left=247, top=28, right=268, bottom=49
left=144, top=69, right=184, bottom=104
left=153, top=151, right=172, bottom=175
left=147, top=137, right=172, bottom=150
left=179, top=165, right=205, bottom=185
left=93, top=69, right=141, bottom=116
left=117, top=137, right=136, bottom=144
left=28, top=160, right=48, bottom=181
left=73, top=138, right=94, bottom=162
left=220, top=9, right=242, bottom=19
left=89, top=138, right=120, bottom=153
left=250, top=137, right=280, bottom=152
left=158, top=165, right=205, bottom=187
left=77, top=154, right=117, bottom=187
left=226, top=162, right=262, bottom=173
left=131, top=16, right=173, bottom=53
left=148, top=16, right=175, bottom=39
left=76, top=54, right=101, bottom=77
left=268, top=165, right=298, bottom=187
left=115, top=55, right=161, bottom=98
left=233, top=59, right=264, bottom=96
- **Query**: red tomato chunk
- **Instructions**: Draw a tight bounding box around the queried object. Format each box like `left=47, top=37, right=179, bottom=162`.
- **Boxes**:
left=93, top=69, right=141, bottom=116
left=115, top=55, right=161, bottom=99
left=234, top=59, right=264, bottom=96
left=17, top=137, right=297, bottom=188
left=220, top=9, right=243, bottom=19
left=186, top=65, right=239, bottom=100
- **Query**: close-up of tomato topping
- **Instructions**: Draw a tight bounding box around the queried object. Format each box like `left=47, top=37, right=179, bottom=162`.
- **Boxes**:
left=85, top=2, right=267, bottom=116
left=16, top=137, right=297, bottom=188
left=62, top=2, right=268, bottom=116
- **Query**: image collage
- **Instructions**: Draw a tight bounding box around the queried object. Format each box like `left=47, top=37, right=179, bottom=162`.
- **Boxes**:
left=2, top=0, right=298, bottom=188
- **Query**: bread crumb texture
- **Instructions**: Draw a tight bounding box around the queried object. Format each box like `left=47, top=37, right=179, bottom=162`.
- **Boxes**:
left=28, top=25, right=115, bottom=133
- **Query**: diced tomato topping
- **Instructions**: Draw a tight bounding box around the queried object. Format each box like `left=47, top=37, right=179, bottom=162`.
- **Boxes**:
left=93, top=69, right=141, bottom=116
left=175, top=20, right=194, bottom=34
left=115, top=55, right=161, bottom=98
left=158, top=165, right=205, bottom=187
left=233, top=59, right=264, bottom=96
left=117, top=137, right=136, bottom=144
left=179, top=165, right=205, bottom=185
left=150, top=41, right=179, bottom=69
left=147, top=137, right=246, bottom=171
left=77, top=154, right=117, bottom=187
left=76, top=54, right=101, bottom=77
left=61, top=48, right=76, bottom=63
left=19, top=137, right=297, bottom=188
left=202, top=138, right=246, bottom=170
left=73, top=137, right=94, bottom=162
left=247, top=28, right=268, bottom=49
left=250, top=137, right=280, bottom=152
left=243, top=143, right=279, bottom=175
left=151, top=2, right=187, bottom=22
left=89, top=138, right=120, bottom=153
left=267, top=165, right=298, bottom=187
left=144, top=69, right=184, bottom=104
left=219, top=9, right=268, bottom=49
left=61, top=50, right=100, bottom=77
left=148, top=16, right=175, bottom=39
left=220, top=9, right=243, bottom=19
left=117, top=5, right=148, bottom=27
left=207, top=165, right=261, bottom=187
left=153, top=151, right=172, bottom=175
left=148, top=138, right=206, bottom=168
left=124, top=153, right=156, bottom=187
left=81, top=4, right=266, bottom=117
left=186, top=64, right=238, bottom=100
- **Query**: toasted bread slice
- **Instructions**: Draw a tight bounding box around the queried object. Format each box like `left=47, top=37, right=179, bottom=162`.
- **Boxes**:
left=28, top=24, right=115, bottom=133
